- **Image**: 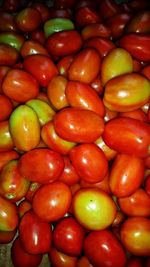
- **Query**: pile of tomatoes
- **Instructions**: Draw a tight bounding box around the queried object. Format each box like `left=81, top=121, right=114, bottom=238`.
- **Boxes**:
left=0, top=0, right=150, bottom=266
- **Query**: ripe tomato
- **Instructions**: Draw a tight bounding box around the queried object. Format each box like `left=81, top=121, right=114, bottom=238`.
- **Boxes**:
left=32, top=181, right=72, bottom=221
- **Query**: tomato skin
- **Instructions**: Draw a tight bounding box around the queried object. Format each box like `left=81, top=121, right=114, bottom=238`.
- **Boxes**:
left=18, top=200, right=32, bottom=218
left=109, top=154, right=145, bottom=197
left=32, top=181, right=72, bottom=222
left=0, top=195, right=18, bottom=231
left=0, top=150, right=19, bottom=171
left=19, top=210, right=52, bottom=254
left=0, top=228, right=17, bottom=244
left=18, top=148, right=64, bottom=184
left=99, top=0, right=123, bottom=19
left=77, top=256, right=93, bottom=267
left=49, top=247, right=77, bottom=267
left=0, top=32, right=25, bottom=51
left=11, top=237, right=43, bottom=267
left=46, top=30, right=82, bottom=57
left=68, top=48, right=101, bottom=84
left=119, top=109, right=148, bottom=122
left=2, top=69, right=39, bottom=103
left=84, top=229, right=127, bottom=267
left=125, top=11, right=150, bottom=34
left=54, top=107, right=104, bottom=143
left=145, top=175, right=150, bottom=196
left=0, top=11, right=18, bottom=32
left=0, top=44, right=19, bottom=66
left=75, top=7, right=101, bottom=28
left=118, top=188, right=150, bottom=217
left=23, top=54, right=58, bottom=87
left=52, top=216, right=85, bottom=256
left=0, top=159, right=30, bottom=202
left=65, top=81, right=105, bottom=117
left=81, top=23, right=111, bottom=40
left=0, top=120, right=14, bottom=152
left=20, top=40, right=49, bottom=58
left=103, top=117, right=150, bottom=158
left=0, top=66, right=10, bottom=92
left=72, top=188, right=117, bottom=230
left=95, top=136, right=117, bottom=161
left=69, top=143, right=108, bottom=183
left=121, top=217, right=150, bottom=256
left=119, top=33, right=150, bottom=62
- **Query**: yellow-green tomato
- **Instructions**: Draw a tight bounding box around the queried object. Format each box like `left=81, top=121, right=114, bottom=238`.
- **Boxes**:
left=9, top=105, right=40, bottom=151
left=103, top=73, right=150, bottom=112
left=72, top=188, right=117, bottom=230
left=26, top=99, right=55, bottom=126
left=101, top=48, right=133, bottom=85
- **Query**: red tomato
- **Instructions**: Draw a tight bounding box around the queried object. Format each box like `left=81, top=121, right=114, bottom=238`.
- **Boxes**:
left=85, top=37, right=115, bottom=58
left=69, top=143, right=108, bottom=183
left=84, top=229, right=127, bottom=267
left=23, top=54, right=58, bottom=87
left=119, top=33, right=150, bottom=62
left=109, top=154, right=145, bottom=197
left=0, top=44, right=19, bottom=66
left=0, top=228, right=16, bottom=244
left=11, top=237, right=43, bottom=267
left=0, top=66, right=10, bottom=93
left=2, top=69, right=39, bottom=103
left=77, top=256, right=93, bottom=267
left=68, top=48, right=101, bottom=83
left=145, top=175, right=150, bottom=196
left=0, top=94, right=13, bottom=121
left=0, top=120, right=14, bottom=152
left=58, top=156, right=80, bottom=186
left=32, top=181, right=72, bottom=221
left=46, top=30, right=82, bottom=57
left=75, top=6, right=101, bottom=28
left=19, top=210, right=52, bottom=254
left=65, top=81, right=105, bottom=117
left=125, top=10, right=150, bottom=34
left=54, top=107, right=104, bottom=143
left=15, top=7, right=42, bottom=32
left=103, top=117, right=150, bottom=158
left=18, top=148, right=64, bottom=184
left=49, top=247, right=77, bottom=267
left=121, top=217, right=150, bottom=256
left=126, top=256, right=144, bottom=267
left=0, top=150, right=19, bottom=171
left=0, top=195, right=18, bottom=231
left=20, top=40, right=49, bottom=57
left=52, top=216, right=85, bottom=256
left=81, top=23, right=111, bottom=40
left=18, top=199, right=32, bottom=218
left=118, top=188, right=150, bottom=216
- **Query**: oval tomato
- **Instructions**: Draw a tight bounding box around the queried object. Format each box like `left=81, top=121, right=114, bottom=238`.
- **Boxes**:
left=0, top=195, right=18, bottom=231
left=103, top=117, right=150, bottom=158
left=32, top=181, right=72, bottom=221
left=68, top=48, right=101, bottom=83
left=53, top=107, right=104, bottom=143
left=18, top=148, right=64, bottom=184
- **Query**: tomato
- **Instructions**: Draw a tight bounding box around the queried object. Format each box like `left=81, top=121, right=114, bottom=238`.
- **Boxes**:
left=0, top=195, right=18, bottom=231
left=9, top=105, right=41, bottom=151
left=11, top=237, right=43, bottom=267
left=15, top=7, right=42, bottom=32
left=0, top=11, right=18, bottom=32
left=103, top=117, right=150, bottom=158
left=0, top=120, right=14, bottom=152
left=0, top=228, right=17, bottom=244
left=2, top=69, right=39, bottom=103
left=65, top=81, right=105, bottom=117
left=103, top=73, right=150, bottom=112
left=32, top=181, right=72, bottom=221
left=85, top=37, right=115, bottom=58
left=0, top=94, right=13, bottom=121
left=121, top=217, right=150, bottom=256
left=81, top=23, right=111, bottom=40
left=44, top=18, right=74, bottom=37
left=0, top=44, right=19, bottom=66
left=125, top=11, right=150, bottom=34
left=109, top=154, right=145, bottom=197
left=54, top=107, right=104, bottom=143
left=19, top=210, right=52, bottom=254
left=49, top=247, right=77, bottom=267
left=0, top=159, right=30, bottom=202
left=72, top=188, right=117, bottom=230
left=145, top=175, right=150, bottom=196
left=126, top=256, right=144, bottom=267
left=99, top=0, right=124, bottom=19
left=18, top=199, right=32, bottom=218
left=31, top=2, right=51, bottom=22
left=119, top=109, right=148, bottom=122
left=23, top=54, right=58, bottom=87
left=119, top=33, right=150, bottom=62
left=75, top=6, right=101, bottom=28
left=18, top=148, right=64, bottom=184
left=95, top=136, right=117, bottom=161
left=59, top=156, right=80, bottom=186
left=47, top=75, right=69, bottom=110
left=68, top=48, right=101, bottom=84
left=0, top=150, right=19, bottom=171
left=101, top=48, right=133, bottom=86
left=118, top=188, right=150, bottom=217
left=52, top=216, right=85, bottom=256
left=69, top=143, right=108, bottom=183
left=77, top=256, right=93, bottom=267
left=84, top=229, right=127, bottom=267
left=20, top=40, right=49, bottom=57
left=46, top=30, right=83, bottom=57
